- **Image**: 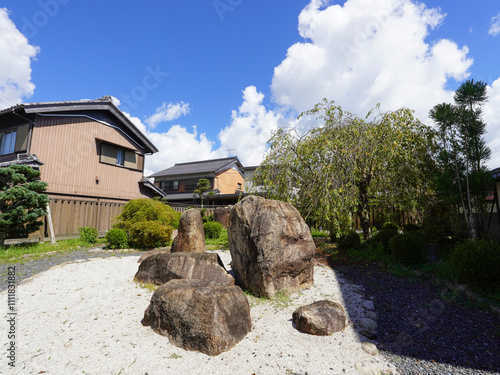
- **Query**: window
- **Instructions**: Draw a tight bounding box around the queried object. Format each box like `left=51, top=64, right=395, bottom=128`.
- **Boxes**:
left=237, top=183, right=242, bottom=191
left=0, top=130, right=17, bottom=155
left=116, top=149, right=125, bottom=166
left=159, top=180, right=179, bottom=191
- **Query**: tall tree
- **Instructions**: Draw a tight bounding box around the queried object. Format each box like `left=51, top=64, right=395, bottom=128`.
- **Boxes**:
left=254, top=100, right=436, bottom=240
left=429, top=79, right=493, bottom=237
left=0, top=165, right=49, bottom=247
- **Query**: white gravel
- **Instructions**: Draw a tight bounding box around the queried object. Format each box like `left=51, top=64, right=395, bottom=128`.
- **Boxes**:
left=2, top=251, right=398, bottom=375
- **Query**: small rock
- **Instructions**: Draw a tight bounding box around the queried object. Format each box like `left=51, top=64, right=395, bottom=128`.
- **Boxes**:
left=362, top=300, right=374, bottom=311
left=23, top=254, right=32, bottom=259
left=361, top=342, right=378, bottom=356
left=457, top=284, right=468, bottom=293
left=365, top=311, right=377, bottom=321
left=359, top=330, right=377, bottom=340
left=292, top=300, right=346, bottom=335
left=354, top=357, right=384, bottom=375
left=359, top=318, right=377, bottom=331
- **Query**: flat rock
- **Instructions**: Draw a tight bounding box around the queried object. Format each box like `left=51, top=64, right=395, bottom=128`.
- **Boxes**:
left=137, top=248, right=170, bottom=263
left=355, top=357, right=385, bottom=375
left=359, top=330, right=377, bottom=340
left=142, top=279, right=251, bottom=356
left=362, top=300, right=375, bottom=311
left=134, top=252, right=234, bottom=285
left=292, top=300, right=346, bottom=335
left=361, top=342, right=378, bottom=356
left=359, top=318, right=378, bottom=331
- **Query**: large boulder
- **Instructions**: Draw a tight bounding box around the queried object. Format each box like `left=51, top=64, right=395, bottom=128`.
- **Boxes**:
left=142, top=279, right=252, bottom=356
left=228, top=195, right=315, bottom=298
left=214, top=206, right=232, bottom=228
left=292, top=300, right=346, bottom=335
left=137, top=248, right=170, bottom=263
left=170, top=209, right=205, bottom=253
left=134, top=252, right=234, bottom=285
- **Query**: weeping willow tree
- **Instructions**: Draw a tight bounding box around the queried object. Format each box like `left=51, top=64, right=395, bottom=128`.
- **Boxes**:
left=253, top=100, right=437, bottom=240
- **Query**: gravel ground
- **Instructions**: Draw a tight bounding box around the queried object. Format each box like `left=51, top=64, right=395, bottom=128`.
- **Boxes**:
left=0, top=248, right=139, bottom=293
left=332, top=262, right=500, bottom=375
left=2, top=248, right=499, bottom=374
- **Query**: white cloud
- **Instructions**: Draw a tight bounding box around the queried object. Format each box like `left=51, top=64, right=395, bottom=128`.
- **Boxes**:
left=145, top=101, right=190, bottom=129
left=0, top=8, right=39, bottom=109
left=218, top=86, right=283, bottom=166
left=489, top=13, right=500, bottom=36
left=483, top=79, right=500, bottom=168
left=271, top=0, right=472, bottom=122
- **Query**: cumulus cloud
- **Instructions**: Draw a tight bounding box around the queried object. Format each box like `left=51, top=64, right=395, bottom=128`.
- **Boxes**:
left=489, top=13, right=500, bottom=36
left=483, top=79, right=500, bottom=168
left=271, top=0, right=472, bottom=122
left=218, top=86, right=283, bottom=166
left=0, top=8, right=39, bottom=109
left=145, top=101, right=190, bottom=129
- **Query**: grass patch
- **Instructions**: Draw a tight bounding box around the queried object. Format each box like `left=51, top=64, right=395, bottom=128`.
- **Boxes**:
left=205, top=228, right=229, bottom=250
left=310, top=229, right=329, bottom=238
left=243, top=289, right=291, bottom=308
left=137, top=283, right=159, bottom=292
left=0, top=238, right=97, bottom=265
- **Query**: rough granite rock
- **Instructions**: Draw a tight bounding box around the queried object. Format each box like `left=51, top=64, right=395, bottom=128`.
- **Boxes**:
left=213, top=206, right=232, bottom=228
left=292, top=300, right=346, bottom=335
left=137, top=248, right=170, bottom=263
left=170, top=209, right=205, bottom=253
left=142, top=279, right=251, bottom=356
left=228, top=195, right=315, bottom=298
left=134, top=252, right=234, bottom=285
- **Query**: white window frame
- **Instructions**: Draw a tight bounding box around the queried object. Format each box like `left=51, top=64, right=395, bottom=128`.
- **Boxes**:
left=0, top=130, right=17, bottom=155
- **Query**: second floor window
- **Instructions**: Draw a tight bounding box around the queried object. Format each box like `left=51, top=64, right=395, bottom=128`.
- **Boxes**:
left=0, top=130, right=17, bottom=155
left=160, top=180, right=179, bottom=191
left=116, top=149, right=125, bottom=166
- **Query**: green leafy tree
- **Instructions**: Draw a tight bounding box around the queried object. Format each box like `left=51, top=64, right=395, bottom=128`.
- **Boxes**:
left=193, top=178, right=214, bottom=208
left=429, top=79, right=493, bottom=237
left=0, top=165, right=49, bottom=247
left=254, top=100, right=436, bottom=240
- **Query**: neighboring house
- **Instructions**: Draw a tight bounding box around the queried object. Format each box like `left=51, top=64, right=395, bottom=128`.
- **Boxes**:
left=150, top=157, right=245, bottom=205
left=0, top=97, right=163, bottom=237
left=486, top=167, right=500, bottom=242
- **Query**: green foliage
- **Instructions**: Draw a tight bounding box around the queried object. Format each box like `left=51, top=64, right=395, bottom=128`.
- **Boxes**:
left=114, top=199, right=179, bottom=249
left=451, top=239, right=500, bottom=292
left=254, top=100, right=436, bottom=241
left=389, top=232, right=427, bottom=265
left=382, top=222, right=399, bottom=232
left=78, top=227, right=98, bottom=245
left=370, top=228, right=398, bottom=253
left=310, top=229, right=329, bottom=238
left=0, top=165, right=49, bottom=246
left=105, top=228, right=129, bottom=249
left=205, top=228, right=229, bottom=250
left=203, top=221, right=223, bottom=239
left=202, top=212, right=214, bottom=223
left=0, top=238, right=86, bottom=264
left=403, top=223, right=421, bottom=233
left=193, top=179, right=213, bottom=208
left=337, top=230, right=361, bottom=251
left=128, top=221, right=173, bottom=249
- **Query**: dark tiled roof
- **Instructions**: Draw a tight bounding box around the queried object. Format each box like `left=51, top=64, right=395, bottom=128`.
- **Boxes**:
left=150, top=157, right=243, bottom=178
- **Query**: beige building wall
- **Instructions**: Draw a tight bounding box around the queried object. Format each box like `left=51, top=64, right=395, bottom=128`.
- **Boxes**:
left=30, top=115, right=147, bottom=201
left=215, top=168, right=244, bottom=194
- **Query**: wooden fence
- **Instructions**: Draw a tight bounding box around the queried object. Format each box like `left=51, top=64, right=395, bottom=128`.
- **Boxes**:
left=33, top=198, right=126, bottom=240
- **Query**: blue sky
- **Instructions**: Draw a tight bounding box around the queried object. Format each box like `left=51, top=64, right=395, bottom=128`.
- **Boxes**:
left=1, top=0, right=500, bottom=174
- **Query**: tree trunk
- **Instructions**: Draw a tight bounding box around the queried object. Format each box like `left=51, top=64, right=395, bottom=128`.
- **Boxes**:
left=357, top=181, right=371, bottom=240
left=0, top=232, right=6, bottom=248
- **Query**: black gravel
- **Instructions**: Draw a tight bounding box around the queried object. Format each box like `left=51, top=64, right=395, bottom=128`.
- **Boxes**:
left=334, top=262, right=500, bottom=375
left=0, top=248, right=139, bottom=293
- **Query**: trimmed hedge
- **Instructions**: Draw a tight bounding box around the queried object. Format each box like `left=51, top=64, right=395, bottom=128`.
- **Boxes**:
left=204, top=221, right=223, bottom=239
left=128, top=221, right=173, bottom=249
left=451, top=239, right=500, bottom=292
left=105, top=228, right=129, bottom=249
left=337, top=230, right=361, bottom=251
left=389, top=231, right=427, bottom=265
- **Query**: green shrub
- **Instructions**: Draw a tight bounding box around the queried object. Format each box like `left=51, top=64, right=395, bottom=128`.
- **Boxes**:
left=370, top=227, right=398, bottom=253
left=337, top=230, right=361, bottom=251
left=128, top=221, right=173, bottom=249
left=105, top=228, right=129, bottom=249
left=202, top=213, right=214, bottom=223
left=451, top=239, right=500, bottom=292
left=390, top=231, right=427, bottom=265
left=78, top=227, right=98, bottom=245
left=115, top=199, right=181, bottom=231
left=382, top=222, right=399, bottom=232
left=204, top=221, right=223, bottom=239
left=403, top=223, right=421, bottom=233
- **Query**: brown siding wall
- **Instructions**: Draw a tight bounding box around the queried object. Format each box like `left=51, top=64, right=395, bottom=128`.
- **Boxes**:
left=30, top=115, right=147, bottom=200
left=215, top=168, right=244, bottom=194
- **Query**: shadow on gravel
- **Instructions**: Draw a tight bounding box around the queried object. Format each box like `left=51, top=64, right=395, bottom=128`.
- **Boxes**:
left=327, top=256, right=500, bottom=374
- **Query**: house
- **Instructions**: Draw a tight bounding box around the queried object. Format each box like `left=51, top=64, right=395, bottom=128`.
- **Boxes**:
left=486, top=167, right=500, bottom=242
left=149, top=157, right=246, bottom=206
left=0, top=96, right=163, bottom=237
